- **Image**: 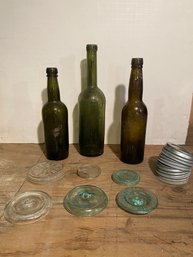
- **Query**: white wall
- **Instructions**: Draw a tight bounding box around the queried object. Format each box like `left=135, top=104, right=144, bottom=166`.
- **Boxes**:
left=0, top=0, right=192, bottom=144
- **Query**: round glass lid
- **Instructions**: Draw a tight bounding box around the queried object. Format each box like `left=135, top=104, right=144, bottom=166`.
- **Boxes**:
left=63, top=185, right=108, bottom=216
left=112, top=169, right=140, bottom=186
left=116, top=187, right=158, bottom=215
left=77, top=164, right=101, bottom=178
left=4, top=191, right=52, bottom=225
left=27, top=161, right=64, bottom=184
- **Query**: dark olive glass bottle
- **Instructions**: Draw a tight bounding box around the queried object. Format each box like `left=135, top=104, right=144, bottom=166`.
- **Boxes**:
left=42, top=68, right=69, bottom=160
left=78, top=44, right=106, bottom=156
left=121, top=58, right=147, bottom=164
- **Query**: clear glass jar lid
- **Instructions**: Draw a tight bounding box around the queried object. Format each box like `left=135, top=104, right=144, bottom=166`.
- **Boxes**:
left=112, top=169, right=140, bottom=186
left=77, top=164, right=101, bottom=178
left=4, top=191, right=52, bottom=225
left=116, top=187, right=158, bottom=215
left=27, top=161, right=64, bottom=184
left=63, top=185, right=108, bottom=216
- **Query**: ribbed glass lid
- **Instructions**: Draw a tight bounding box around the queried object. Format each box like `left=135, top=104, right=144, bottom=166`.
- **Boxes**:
left=63, top=185, right=108, bottom=216
left=116, top=187, right=158, bottom=215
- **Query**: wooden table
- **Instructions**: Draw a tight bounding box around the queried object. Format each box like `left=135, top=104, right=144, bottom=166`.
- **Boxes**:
left=0, top=144, right=193, bottom=257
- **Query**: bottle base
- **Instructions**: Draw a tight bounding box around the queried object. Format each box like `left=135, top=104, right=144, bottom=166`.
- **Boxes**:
left=79, top=149, right=104, bottom=157
left=120, top=156, right=144, bottom=164
left=46, top=152, right=69, bottom=161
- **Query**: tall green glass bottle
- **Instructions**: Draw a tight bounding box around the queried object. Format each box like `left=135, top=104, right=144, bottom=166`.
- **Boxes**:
left=42, top=68, right=69, bottom=160
left=78, top=44, right=106, bottom=156
left=121, top=58, right=147, bottom=164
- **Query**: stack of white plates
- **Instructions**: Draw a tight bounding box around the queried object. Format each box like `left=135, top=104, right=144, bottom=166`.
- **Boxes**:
left=155, top=143, right=193, bottom=185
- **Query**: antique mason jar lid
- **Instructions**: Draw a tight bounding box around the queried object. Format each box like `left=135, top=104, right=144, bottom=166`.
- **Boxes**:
left=116, top=187, right=158, bottom=215
left=4, top=191, right=52, bottom=225
left=27, top=161, right=64, bottom=184
left=112, top=169, right=140, bottom=186
left=165, top=143, right=193, bottom=163
left=155, top=142, right=192, bottom=185
left=156, top=160, right=189, bottom=174
left=77, top=164, right=101, bottom=178
left=158, top=152, right=190, bottom=171
left=63, top=185, right=108, bottom=216
left=162, top=148, right=193, bottom=167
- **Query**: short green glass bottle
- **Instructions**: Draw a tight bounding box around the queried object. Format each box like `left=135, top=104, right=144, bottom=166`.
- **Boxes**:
left=42, top=68, right=69, bottom=160
left=78, top=44, right=106, bottom=156
left=121, top=58, right=148, bottom=164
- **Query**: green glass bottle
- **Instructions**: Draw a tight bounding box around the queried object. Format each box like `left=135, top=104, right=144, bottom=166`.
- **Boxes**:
left=121, top=58, right=147, bottom=164
left=78, top=44, right=106, bottom=156
left=42, top=68, right=69, bottom=160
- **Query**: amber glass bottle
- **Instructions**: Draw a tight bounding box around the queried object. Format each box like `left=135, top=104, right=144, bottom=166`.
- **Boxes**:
left=42, top=68, right=69, bottom=160
left=78, top=44, right=106, bottom=156
left=121, top=58, right=147, bottom=164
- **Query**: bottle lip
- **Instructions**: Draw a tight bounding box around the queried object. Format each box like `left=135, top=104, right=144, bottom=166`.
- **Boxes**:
left=131, top=58, right=143, bottom=67
left=46, top=67, right=58, bottom=75
left=86, top=44, right=98, bottom=51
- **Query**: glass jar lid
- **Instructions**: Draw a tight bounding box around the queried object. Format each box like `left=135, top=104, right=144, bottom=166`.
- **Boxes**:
left=63, top=185, right=108, bottom=216
left=77, top=164, right=101, bottom=178
left=112, top=169, right=140, bottom=186
left=4, top=191, right=52, bottom=225
left=116, top=187, right=158, bottom=215
left=27, top=161, right=64, bottom=184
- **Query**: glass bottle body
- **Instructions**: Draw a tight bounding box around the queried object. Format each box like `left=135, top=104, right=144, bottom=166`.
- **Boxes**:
left=121, top=59, right=147, bottom=164
left=78, top=44, right=106, bottom=156
left=42, top=68, right=69, bottom=160
left=79, top=87, right=105, bottom=156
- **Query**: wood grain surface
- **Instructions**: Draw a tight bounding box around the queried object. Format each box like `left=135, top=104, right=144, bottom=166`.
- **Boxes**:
left=0, top=144, right=193, bottom=257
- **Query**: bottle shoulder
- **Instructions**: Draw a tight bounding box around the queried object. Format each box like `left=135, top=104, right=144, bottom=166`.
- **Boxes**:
left=122, top=100, right=147, bottom=114
left=78, top=87, right=106, bottom=101
left=42, top=101, right=67, bottom=112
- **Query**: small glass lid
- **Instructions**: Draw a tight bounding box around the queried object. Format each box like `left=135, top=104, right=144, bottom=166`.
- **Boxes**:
left=27, top=161, right=64, bottom=184
left=63, top=185, right=108, bottom=216
left=112, top=169, right=140, bottom=186
left=116, top=187, right=158, bottom=215
left=77, top=164, right=101, bottom=178
left=4, top=191, right=52, bottom=225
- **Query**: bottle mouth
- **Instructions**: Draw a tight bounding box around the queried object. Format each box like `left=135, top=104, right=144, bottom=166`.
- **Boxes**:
left=46, top=67, right=58, bottom=75
left=86, top=44, right=98, bottom=51
left=131, top=58, right=143, bottom=67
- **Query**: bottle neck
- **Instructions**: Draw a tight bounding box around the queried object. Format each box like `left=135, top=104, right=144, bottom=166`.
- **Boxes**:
left=87, top=48, right=97, bottom=88
left=47, top=76, right=60, bottom=101
left=128, top=67, right=143, bottom=101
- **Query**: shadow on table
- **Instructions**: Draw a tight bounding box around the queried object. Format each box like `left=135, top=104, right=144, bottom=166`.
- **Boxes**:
left=148, top=156, right=158, bottom=175
left=108, top=144, right=120, bottom=159
left=73, top=143, right=80, bottom=153
left=38, top=143, right=45, bottom=155
left=185, top=94, right=193, bottom=145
